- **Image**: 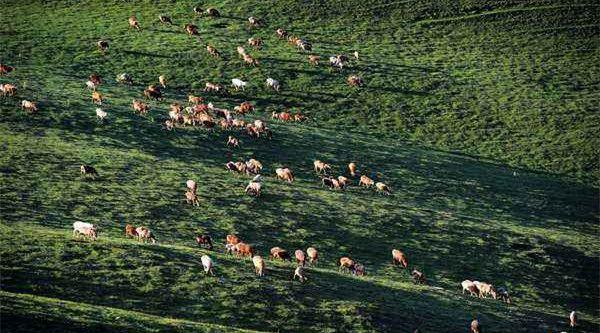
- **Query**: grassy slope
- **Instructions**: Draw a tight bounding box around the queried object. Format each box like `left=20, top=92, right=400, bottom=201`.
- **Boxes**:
left=0, top=0, right=598, bottom=332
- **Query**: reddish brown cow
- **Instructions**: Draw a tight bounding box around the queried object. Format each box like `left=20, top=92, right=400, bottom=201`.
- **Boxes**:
left=392, top=249, right=408, bottom=268
left=0, top=64, right=15, bottom=76
left=235, top=242, right=255, bottom=257
left=125, top=224, right=138, bottom=238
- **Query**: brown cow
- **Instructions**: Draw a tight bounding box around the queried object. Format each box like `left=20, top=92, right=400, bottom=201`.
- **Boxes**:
left=272, top=111, right=292, bottom=122
left=185, top=190, right=200, bottom=206
left=295, top=250, right=306, bottom=266
left=144, top=85, right=162, bottom=100
left=461, top=280, right=480, bottom=298
left=359, top=175, right=374, bottom=188
left=125, top=224, right=138, bottom=238
left=308, top=55, right=320, bottom=66
left=0, top=64, right=15, bottom=76
left=347, top=75, right=363, bottom=87
left=275, top=168, right=294, bottom=183
left=196, top=234, right=213, bottom=250
left=235, top=242, right=255, bottom=257
left=92, top=91, right=103, bottom=105
left=136, top=226, right=157, bottom=244
left=226, top=234, right=241, bottom=245
left=206, top=45, right=220, bottom=58
left=132, top=100, right=149, bottom=115
left=89, top=74, right=102, bottom=85
left=253, top=255, right=265, bottom=276
left=227, top=136, right=239, bottom=148
left=185, top=23, right=199, bottom=36
left=375, top=182, right=392, bottom=195
left=128, top=15, right=141, bottom=30
left=313, top=160, right=331, bottom=174
left=270, top=247, right=291, bottom=261
left=411, top=269, right=426, bottom=284
left=392, top=249, right=408, bottom=268
left=235, top=102, right=254, bottom=115
left=339, top=257, right=365, bottom=276
left=0, top=83, right=16, bottom=96
left=242, top=53, right=259, bottom=66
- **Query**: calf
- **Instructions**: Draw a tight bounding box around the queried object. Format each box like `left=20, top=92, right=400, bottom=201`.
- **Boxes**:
left=80, top=165, right=98, bottom=178
left=253, top=255, right=265, bottom=276
left=196, top=234, right=213, bottom=250
left=201, top=255, right=215, bottom=275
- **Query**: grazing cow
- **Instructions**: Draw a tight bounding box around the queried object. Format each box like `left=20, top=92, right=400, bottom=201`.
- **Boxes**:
left=294, top=113, right=307, bottom=122
left=242, top=53, right=259, bottom=66
left=392, top=249, right=408, bottom=267
left=348, top=162, right=357, bottom=177
left=237, top=46, right=247, bottom=58
left=95, top=108, right=107, bottom=121
left=132, top=100, right=149, bottom=115
left=496, top=287, right=511, bottom=304
left=128, top=15, right=141, bottom=30
left=266, top=78, right=280, bottom=92
left=185, top=23, right=199, bottom=36
left=461, top=280, right=480, bottom=297
left=245, top=180, right=262, bottom=197
left=329, top=56, right=344, bottom=69
left=85, top=80, right=98, bottom=91
left=295, top=250, right=306, bottom=266
left=375, top=182, right=392, bottom=195
left=0, top=64, right=15, bottom=75
left=347, top=75, right=364, bottom=87
left=470, top=319, right=481, bottom=333
left=169, top=103, right=183, bottom=121
left=232, top=118, right=246, bottom=128
left=308, top=55, right=320, bottom=66
left=322, top=177, right=341, bottom=190
left=276, top=28, right=288, bottom=39
left=253, top=255, right=265, bottom=276
left=227, top=135, right=239, bottom=148
left=204, top=82, right=223, bottom=93
left=193, top=6, right=203, bottom=15
left=136, top=226, right=157, bottom=244
left=80, top=165, right=98, bottom=178
left=196, top=234, right=213, bottom=250
left=158, top=14, right=172, bottom=24
left=337, top=176, right=350, bottom=189
left=359, top=175, right=374, bottom=188
left=225, top=161, right=242, bottom=173
left=185, top=190, right=200, bottom=206
left=473, top=281, right=497, bottom=299
left=235, top=101, right=254, bottom=114
left=235, top=242, right=255, bottom=257
left=339, top=257, right=364, bottom=276
left=188, top=95, right=203, bottom=105
left=231, top=78, right=247, bottom=91
left=92, top=91, right=103, bottom=105
left=275, top=168, right=294, bottom=183
left=313, top=160, right=331, bottom=174
left=144, top=85, right=162, bottom=100
left=89, top=74, right=101, bottom=85
left=246, top=159, right=263, bottom=174
left=293, top=266, right=307, bottom=282
left=73, top=221, right=98, bottom=241
left=125, top=224, right=137, bottom=238
left=307, top=247, right=318, bottom=265
left=226, top=234, right=241, bottom=245
left=186, top=179, right=197, bottom=193
left=248, top=37, right=262, bottom=49
left=97, top=40, right=109, bottom=53
left=296, top=39, right=312, bottom=51
left=206, top=45, right=220, bottom=58
left=270, top=247, right=291, bottom=261
left=570, top=311, right=577, bottom=327
left=159, top=75, right=167, bottom=88
left=0, top=83, right=16, bottom=96
left=201, top=255, right=215, bottom=275
left=116, top=73, right=133, bottom=85
left=248, top=17, right=263, bottom=27
left=412, top=269, right=426, bottom=284
left=206, top=8, right=220, bottom=17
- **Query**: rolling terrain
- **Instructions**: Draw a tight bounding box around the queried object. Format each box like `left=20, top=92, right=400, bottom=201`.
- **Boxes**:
left=0, top=0, right=599, bottom=332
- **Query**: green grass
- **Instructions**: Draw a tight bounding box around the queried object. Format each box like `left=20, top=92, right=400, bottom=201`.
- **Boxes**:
left=0, top=0, right=599, bottom=332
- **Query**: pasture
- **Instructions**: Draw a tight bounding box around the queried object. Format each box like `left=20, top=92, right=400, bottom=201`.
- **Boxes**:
left=0, top=0, right=598, bottom=332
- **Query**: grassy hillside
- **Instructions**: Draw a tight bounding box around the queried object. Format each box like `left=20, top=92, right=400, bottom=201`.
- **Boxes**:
left=0, top=0, right=599, bottom=332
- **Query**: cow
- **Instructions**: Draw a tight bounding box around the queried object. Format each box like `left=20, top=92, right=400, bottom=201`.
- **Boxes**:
left=128, top=15, right=141, bottom=30
left=359, top=175, right=374, bottom=188
left=196, top=234, right=213, bottom=250
left=322, top=177, right=341, bottom=190
left=375, top=182, right=392, bottom=195
left=159, top=75, right=167, bottom=88
left=193, top=6, right=203, bottom=15
left=496, top=287, right=511, bottom=304
left=97, top=40, right=109, bottom=53
left=313, top=160, right=331, bottom=174
left=143, top=85, right=162, bottom=100
left=246, top=159, right=263, bottom=174
left=125, top=224, right=137, bottom=238
left=235, top=101, right=254, bottom=114
left=347, top=75, right=363, bottom=87
left=293, top=266, right=307, bottom=282
left=248, top=17, right=263, bottom=27
left=295, top=250, right=306, bottom=267
left=158, top=14, right=172, bottom=25
left=0, top=84, right=16, bottom=96
left=570, top=311, right=577, bottom=328
left=116, top=73, right=133, bottom=85
left=237, top=46, right=247, bottom=58
left=266, top=78, right=280, bottom=92
left=92, top=91, right=103, bottom=105
left=307, top=247, right=318, bottom=265
left=245, top=180, right=261, bottom=197
left=296, top=39, right=311, bottom=51
left=136, top=226, right=157, bottom=244
left=132, top=100, right=149, bottom=115
left=0, top=64, right=15, bottom=75
left=470, top=319, right=481, bottom=333
left=186, top=179, right=197, bottom=193
left=411, top=269, right=426, bottom=284
left=308, top=55, right=320, bottom=66
left=339, top=257, right=364, bottom=276
left=242, top=53, right=259, bottom=66
left=248, top=37, right=262, bottom=49
left=270, top=247, right=291, bottom=261
left=473, top=281, right=497, bottom=299
left=205, top=8, right=220, bottom=17
left=201, top=255, right=215, bottom=275
left=253, top=255, right=265, bottom=276
left=80, top=165, right=98, bottom=178
left=294, top=113, right=307, bottom=122
left=235, top=242, right=255, bottom=257
left=461, top=280, right=480, bottom=297
left=276, top=28, right=288, bottom=39
left=227, top=136, right=239, bottom=148
left=95, top=108, right=107, bottom=121
left=186, top=190, right=200, bottom=206
left=226, top=234, right=241, bottom=245
left=348, top=162, right=357, bottom=177
left=204, top=82, right=223, bottom=93
left=231, top=78, right=247, bottom=91
left=73, top=221, right=98, bottom=241
left=353, top=51, right=359, bottom=60
left=337, top=176, right=350, bottom=189
left=206, top=45, right=220, bottom=58
left=392, top=249, right=408, bottom=267
left=185, top=23, right=199, bottom=36
left=275, top=168, right=294, bottom=183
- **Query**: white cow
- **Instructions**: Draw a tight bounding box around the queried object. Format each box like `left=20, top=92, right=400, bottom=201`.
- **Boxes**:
left=266, top=78, right=280, bottom=92
left=95, top=108, right=107, bottom=121
left=201, top=255, right=215, bottom=275
left=73, top=221, right=98, bottom=240
left=231, top=79, right=247, bottom=91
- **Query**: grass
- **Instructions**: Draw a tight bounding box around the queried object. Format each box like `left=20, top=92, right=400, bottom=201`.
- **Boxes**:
left=0, top=0, right=599, bottom=332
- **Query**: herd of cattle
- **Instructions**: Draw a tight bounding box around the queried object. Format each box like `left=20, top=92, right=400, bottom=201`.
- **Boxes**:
left=1, top=5, right=581, bottom=333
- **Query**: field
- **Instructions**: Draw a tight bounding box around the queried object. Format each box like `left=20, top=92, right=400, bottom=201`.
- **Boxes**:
left=0, top=0, right=599, bottom=332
